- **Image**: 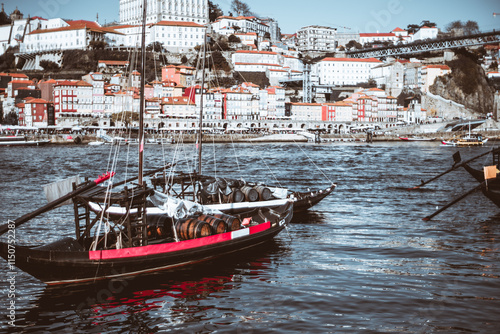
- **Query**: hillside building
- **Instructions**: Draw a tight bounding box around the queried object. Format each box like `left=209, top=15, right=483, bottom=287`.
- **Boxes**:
left=119, top=0, right=208, bottom=25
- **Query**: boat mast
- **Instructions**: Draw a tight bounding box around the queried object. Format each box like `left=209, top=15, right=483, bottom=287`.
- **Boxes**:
left=138, top=0, right=147, bottom=185
left=197, top=24, right=208, bottom=175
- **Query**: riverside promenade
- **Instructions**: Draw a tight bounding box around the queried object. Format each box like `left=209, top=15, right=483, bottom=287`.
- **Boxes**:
left=7, top=119, right=500, bottom=144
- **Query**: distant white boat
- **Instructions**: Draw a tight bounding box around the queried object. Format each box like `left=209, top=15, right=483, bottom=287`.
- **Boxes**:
left=0, top=136, right=50, bottom=146
left=88, top=141, right=106, bottom=146
left=399, top=136, right=436, bottom=141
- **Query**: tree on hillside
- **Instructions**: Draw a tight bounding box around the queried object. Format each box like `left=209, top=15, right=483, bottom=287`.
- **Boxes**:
left=230, top=0, right=253, bottom=16
left=420, top=20, right=436, bottom=27
left=228, top=34, right=241, bottom=43
left=464, top=20, right=480, bottom=35
left=346, top=40, right=362, bottom=50
left=39, top=60, right=60, bottom=71
left=147, top=42, right=164, bottom=52
left=446, top=20, right=480, bottom=36
left=0, top=10, right=10, bottom=25
left=208, top=0, right=223, bottom=22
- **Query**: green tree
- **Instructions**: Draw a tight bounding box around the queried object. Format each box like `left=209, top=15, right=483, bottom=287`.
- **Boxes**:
left=39, top=60, right=60, bottom=71
left=464, top=20, right=480, bottom=35
left=346, top=40, right=362, bottom=50
left=230, top=0, right=253, bottom=16
left=147, top=42, right=164, bottom=52
left=228, top=34, right=241, bottom=43
left=88, top=40, right=107, bottom=50
left=4, top=111, right=18, bottom=125
left=208, top=0, right=223, bottom=22
left=0, top=10, right=10, bottom=25
left=181, top=55, right=188, bottom=64
left=446, top=20, right=480, bottom=35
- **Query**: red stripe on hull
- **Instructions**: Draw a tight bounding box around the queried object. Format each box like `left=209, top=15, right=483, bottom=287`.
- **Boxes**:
left=89, top=221, right=271, bottom=260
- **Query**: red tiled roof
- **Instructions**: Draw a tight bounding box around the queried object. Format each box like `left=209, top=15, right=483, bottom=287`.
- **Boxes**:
left=152, top=20, right=204, bottom=28
left=235, top=50, right=278, bottom=55
left=322, top=57, right=382, bottom=63
left=360, top=33, right=396, bottom=37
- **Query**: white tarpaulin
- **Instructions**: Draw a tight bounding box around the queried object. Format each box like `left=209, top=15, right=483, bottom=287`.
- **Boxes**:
left=43, top=176, right=81, bottom=206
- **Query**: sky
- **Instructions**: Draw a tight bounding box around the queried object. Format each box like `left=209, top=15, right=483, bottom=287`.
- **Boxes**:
left=3, top=0, right=500, bottom=34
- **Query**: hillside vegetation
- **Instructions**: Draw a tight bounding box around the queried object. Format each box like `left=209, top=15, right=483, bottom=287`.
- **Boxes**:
left=430, top=49, right=495, bottom=115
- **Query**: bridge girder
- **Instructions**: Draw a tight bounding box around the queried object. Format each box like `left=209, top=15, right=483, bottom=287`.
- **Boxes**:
left=347, top=31, right=500, bottom=58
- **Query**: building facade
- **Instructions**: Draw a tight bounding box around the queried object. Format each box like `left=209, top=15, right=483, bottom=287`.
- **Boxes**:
left=119, top=0, right=208, bottom=25
left=297, top=25, right=337, bottom=52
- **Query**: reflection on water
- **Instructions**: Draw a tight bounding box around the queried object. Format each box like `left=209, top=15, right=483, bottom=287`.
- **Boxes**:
left=1, top=143, right=499, bottom=332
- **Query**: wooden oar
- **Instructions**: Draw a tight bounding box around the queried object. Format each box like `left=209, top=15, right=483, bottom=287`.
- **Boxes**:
left=422, top=181, right=485, bottom=221
left=409, top=149, right=494, bottom=190
left=0, top=172, right=115, bottom=236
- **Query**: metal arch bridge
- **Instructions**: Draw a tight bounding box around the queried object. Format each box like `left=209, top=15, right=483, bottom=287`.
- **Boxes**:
left=346, top=30, right=500, bottom=58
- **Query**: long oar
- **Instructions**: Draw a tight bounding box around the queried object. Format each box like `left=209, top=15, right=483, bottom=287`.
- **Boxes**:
left=0, top=172, right=115, bottom=236
left=409, top=149, right=494, bottom=190
left=422, top=181, right=485, bottom=221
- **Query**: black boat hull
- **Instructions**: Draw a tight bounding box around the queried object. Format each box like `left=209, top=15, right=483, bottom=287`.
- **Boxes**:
left=462, top=164, right=500, bottom=208
left=0, top=204, right=293, bottom=285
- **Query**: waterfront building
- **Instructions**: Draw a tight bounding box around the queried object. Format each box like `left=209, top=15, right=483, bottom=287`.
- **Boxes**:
left=18, top=97, right=50, bottom=127
left=297, top=25, right=337, bottom=52
left=314, top=57, right=382, bottom=86
left=161, top=96, right=196, bottom=118
left=53, top=80, right=78, bottom=117
left=322, top=101, right=353, bottom=122
left=222, top=87, right=259, bottom=120
left=289, top=102, right=323, bottom=121
left=82, top=72, right=105, bottom=113
left=119, top=0, right=208, bottom=25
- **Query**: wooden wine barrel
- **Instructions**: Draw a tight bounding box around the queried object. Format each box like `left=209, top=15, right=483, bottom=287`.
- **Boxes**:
left=241, top=185, right=259, bottom=202
left=175, top=218, right=212, bottom=240
left=146, top=213, right=171, bottom=239
left=254, top=185, right=272, bottom=201
left=213, top=213, right=241, bottom=231
left=197, top=214, right=227, bottom=234
left=223, top=188, right=245, bottom=203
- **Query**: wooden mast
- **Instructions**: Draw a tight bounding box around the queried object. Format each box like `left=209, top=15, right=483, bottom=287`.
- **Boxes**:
left=197, top=24, right=208, bottom=175
left=138, top=0, right=147, bottom=185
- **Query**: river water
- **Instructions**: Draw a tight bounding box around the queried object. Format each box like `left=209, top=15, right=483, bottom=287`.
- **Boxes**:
left=0, top=141, right=499, bottom=333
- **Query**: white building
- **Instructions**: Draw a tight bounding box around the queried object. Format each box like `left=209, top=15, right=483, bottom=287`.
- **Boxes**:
left=212, top=16, right=270, bottom=38
left=420, top=64, right=451, bottom=92
left=412, top=26, right=438, bottom=41
left=119, top=0, right=208, bottom=26
left=359, top=33, right=398, bottom=46
left=370, top=59, right=407, bottom=96
left=297, top=25, right=337, bottom=52
left=20, top=20, right=123, bottom=54
left=148, top=20, right=205, bottom=53
left=314, top=57, right=382, bottom=86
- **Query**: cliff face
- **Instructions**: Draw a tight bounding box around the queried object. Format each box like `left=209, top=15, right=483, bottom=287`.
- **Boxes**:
left=430, top=54, right=495, bottom=115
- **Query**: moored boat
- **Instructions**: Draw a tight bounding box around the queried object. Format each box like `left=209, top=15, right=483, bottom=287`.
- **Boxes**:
left=399, top=136, right=436, bottom=141
left=0, top=181, right=293, bottom=285
left=0, top=136, right=50, bottom=146
left=0, top=2, right=294, bottom=285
